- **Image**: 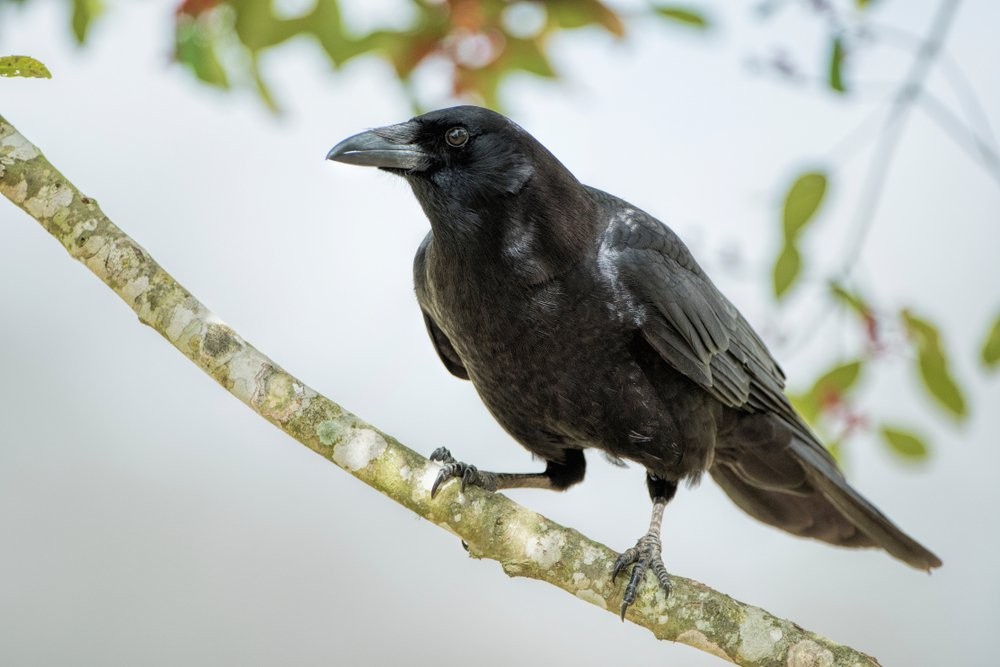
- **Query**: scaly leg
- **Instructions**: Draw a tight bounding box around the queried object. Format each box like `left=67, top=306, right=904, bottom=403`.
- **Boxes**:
left=429, top=447, right=585, bottom=497
left=612, top=473, right=678, bottom=619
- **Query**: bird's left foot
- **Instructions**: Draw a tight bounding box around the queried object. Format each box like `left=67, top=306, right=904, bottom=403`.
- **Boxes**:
left=612, top=532, right=671, bottom=620
left=429, top=447, right=498, bottom=497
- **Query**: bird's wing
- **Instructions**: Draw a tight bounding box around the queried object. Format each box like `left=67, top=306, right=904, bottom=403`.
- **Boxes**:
left=413, top=232, right=470, bottom=381
left=600, top=198, right=941, bottom=569
left=420, top=310, right=470, bottom=380
left=600, top=201, right=814, bottom=443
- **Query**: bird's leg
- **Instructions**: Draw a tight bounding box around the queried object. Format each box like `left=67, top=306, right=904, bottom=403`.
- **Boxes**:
left=429, top=447, right=585, bottom=498
left=612, top=473, right=678, bottom=619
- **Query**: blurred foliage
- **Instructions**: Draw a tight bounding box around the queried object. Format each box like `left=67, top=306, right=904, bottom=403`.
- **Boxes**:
left=773, top=170, right=827, bottom=299
left=879, top=425, right=929, bottom=462
left=654, top=6, right=709, bottom=29
left=0, top=55, right=50, bottom=77
left=789, top=358, right=863, bottom=425
left=982, top=314, right=1000, bottom=370
left=827, top=35, right=845, bottom=93
left=162, top=0, right=710, bottom=111
left=71, top=0, right=102, bottom=44
left=2, top=0, right=996, bottom=470
left=902, top=310, right=967, bottom=419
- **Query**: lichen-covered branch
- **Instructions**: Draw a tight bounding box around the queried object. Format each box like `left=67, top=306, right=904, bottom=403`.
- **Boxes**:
left=0, top=113, right=879, bottom=667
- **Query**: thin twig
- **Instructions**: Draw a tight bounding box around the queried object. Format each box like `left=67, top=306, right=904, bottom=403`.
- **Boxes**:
left=837, top=0, right=962, bottom=276
left=917, top=92, right=1000, bottom=186
left=780, top=0, right=963, bottom=359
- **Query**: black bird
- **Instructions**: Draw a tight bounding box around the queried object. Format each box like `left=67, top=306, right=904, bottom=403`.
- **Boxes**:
left=326, top=106, right=941, bottom=617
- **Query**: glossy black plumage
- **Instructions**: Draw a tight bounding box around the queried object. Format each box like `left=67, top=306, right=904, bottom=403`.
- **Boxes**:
left=327, top=105, right=941, bottom=585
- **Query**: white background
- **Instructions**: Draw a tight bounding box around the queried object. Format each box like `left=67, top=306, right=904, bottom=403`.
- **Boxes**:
left=2, top=1, right=998, bottom=664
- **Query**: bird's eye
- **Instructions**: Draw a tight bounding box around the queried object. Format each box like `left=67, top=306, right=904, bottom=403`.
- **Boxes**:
left=445, top=126, right=469, bottom=147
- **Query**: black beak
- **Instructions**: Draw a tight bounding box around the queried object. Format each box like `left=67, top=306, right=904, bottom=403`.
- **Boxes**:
left=326, top=121, right=430, bottom=171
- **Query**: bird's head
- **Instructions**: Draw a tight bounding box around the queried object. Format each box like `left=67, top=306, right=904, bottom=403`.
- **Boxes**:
left=328, top=106, right=595, bottom=276
left=327, top=106, right=574, bottom=221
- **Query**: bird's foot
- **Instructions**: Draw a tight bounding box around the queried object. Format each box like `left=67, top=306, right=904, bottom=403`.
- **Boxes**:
left=612, top=531, right=671, bottom=620
left=429, top=447, right=498, bottom=498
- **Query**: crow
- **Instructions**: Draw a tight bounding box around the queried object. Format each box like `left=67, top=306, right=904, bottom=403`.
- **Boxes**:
left=326, top=106, right=941, bottom=617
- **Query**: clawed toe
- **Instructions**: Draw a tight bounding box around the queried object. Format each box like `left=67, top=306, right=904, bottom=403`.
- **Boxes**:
left=429, top=447, right=457, bottom=464
left=429, top=449, right=497, bottom=498
left=612, top=534, right=671, bottom=620
left=432, top=461, right=481, bottom=497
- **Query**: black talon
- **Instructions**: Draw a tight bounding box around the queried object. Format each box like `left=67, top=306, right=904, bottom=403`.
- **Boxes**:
left=614, top=532, right=671, bottom=620
left=430, top=456, right=483, bottom=498
left=430, top=465, right=453, bottom=498
left=460, top=464, right=479, bottom=491
left=611, top=547, right=637, bottom=582
left=429, top=450, right=502, bottom=498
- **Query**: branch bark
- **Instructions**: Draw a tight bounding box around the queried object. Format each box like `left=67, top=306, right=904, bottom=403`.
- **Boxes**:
left=0, top=113, right=879, bottom=667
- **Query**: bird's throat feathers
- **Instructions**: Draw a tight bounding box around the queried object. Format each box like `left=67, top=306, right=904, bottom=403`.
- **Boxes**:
left=410, top=158, right=597, bottom=284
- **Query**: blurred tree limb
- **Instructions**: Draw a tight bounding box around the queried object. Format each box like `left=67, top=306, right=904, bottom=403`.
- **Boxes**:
left=1, top=113, right=879, bottom=667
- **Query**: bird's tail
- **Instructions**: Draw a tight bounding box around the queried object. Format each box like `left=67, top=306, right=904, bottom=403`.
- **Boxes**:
left=710, top=425, right=941, bottom=571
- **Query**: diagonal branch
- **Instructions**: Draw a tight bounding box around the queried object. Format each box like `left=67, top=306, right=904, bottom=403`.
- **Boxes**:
left=0, top=113, right=879, bottom=667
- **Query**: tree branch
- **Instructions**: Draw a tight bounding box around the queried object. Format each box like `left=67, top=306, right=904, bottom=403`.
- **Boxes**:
left=0, top=113, right=879, bottom=667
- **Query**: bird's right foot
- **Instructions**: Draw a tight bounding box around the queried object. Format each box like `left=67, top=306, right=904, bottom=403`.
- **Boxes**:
left=612, top=531, right=671, bottom=620
left=429, top=447, right=499, bottom=497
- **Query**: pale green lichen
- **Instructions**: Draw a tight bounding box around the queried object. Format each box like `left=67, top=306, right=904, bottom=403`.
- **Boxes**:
left=122, top=275, right=151, bottom=305
left=787, top=639, right=835, bottom=667
left=2, top=178, right=27, bottom=203
left=256, top=370, right=306, bottom=422
left=581, top=544, right=601, bottom=565
left=738, top=606, right=781, bottom=662
left=225, top=349, right=268, bottom=402
left=524, top=528, right=565, bottom=569
left=332, top=428, right=387, bottom=471
left=0, top=130, right=39, bottom=162
left=317, top=419, right=347, bottom=446
left=24, top=182, right=73, bottom=219
left=165, top=305, right=198, bottom=342
left=104, top=238, right=148, bottom=288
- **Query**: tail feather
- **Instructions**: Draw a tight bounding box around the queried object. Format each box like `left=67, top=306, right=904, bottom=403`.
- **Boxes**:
left=711, top=426, right=942, bottom=570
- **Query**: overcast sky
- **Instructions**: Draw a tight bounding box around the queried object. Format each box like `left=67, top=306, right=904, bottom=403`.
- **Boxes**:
left=2, top=1, right=999, bottom=665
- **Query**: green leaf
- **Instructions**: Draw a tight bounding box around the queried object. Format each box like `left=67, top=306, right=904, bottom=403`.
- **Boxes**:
left=828, top=36, right=846, bottom=93
left=856, top=0, right=875, bottom=8
left=654, top=6, right=710, bottom=30
left=783, top=171, right=827, bottom=240
left=772, top=242, right=801, bottom=299
left=175, top=19, right=230, bottom=89
left=879, top=425, right=929, bottom=461
left=547, top=1, right=626, bottom=37
left=72, top=0, right=103, bottom=45
left=0, top=55, right=52, bottom=78
left=829, top=281, right=868, bottom=317
left=249, top=54, right=279, bottom=114
left=814, top=359, right=864, bottom=396
left=981, top=313, right=1000, bottom=370
left=902, top=310, right=968, bottom=419
left=793, top=358, right=864, bottom=423
left=503, top=37, right=556, bottom=78
left=830, top=281, right=879, bottom=343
